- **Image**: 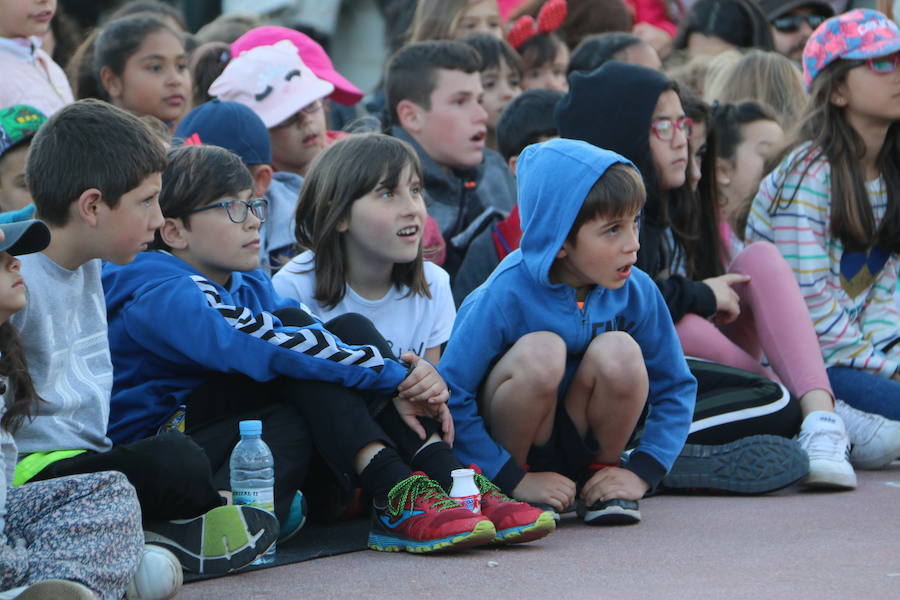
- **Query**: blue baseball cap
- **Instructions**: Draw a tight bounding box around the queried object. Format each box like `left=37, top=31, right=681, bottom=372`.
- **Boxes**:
left=173, top=99, right=272, bottom=166
left=0, top=219, right=50, bottom=255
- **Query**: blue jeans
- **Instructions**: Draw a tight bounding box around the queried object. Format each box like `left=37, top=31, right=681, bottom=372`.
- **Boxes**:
left=827, top=366, right=900, bottom=421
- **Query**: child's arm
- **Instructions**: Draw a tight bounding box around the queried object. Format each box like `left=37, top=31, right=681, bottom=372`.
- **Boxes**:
left=120, top=275, right=409, bottom=395
left=747, top=163, right=900, bottom=379
left=439, top=293, right=527, bottom=494
left=623, top=272, right=697, bottom=489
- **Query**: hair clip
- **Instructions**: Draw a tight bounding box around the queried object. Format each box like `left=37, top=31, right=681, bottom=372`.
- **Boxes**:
left=219, top=50, right=230, bottom=64
left=507, top=0, right=568, bottom=50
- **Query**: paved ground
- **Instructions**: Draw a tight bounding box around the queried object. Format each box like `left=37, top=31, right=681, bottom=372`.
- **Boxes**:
left=181, top=464, right=900, bottom=599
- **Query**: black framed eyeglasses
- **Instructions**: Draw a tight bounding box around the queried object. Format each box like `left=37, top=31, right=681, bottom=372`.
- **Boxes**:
left=185, top=198, right=268, bottom=223
left=771, top=14, right=827, bottom=33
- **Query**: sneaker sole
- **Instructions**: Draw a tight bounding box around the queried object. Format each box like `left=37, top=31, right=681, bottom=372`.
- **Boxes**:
left=801, top=468, right=857, bottom=490
left=494, top=511, right=557, bottom=544
left=664, top=435, right=809, bottom=494
left=576, top=501, right=641, bottom=525
left=144, top=505, right=279, bottom=574
left=368, top=519, right=497, bottom=553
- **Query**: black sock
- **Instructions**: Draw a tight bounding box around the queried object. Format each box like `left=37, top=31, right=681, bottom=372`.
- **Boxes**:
left=410, top=441, right=463, bottom=492
left=359, top=447, right=412, bottom=507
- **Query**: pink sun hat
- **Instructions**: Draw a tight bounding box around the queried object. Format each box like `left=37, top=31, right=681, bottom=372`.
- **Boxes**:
left=802, top=9, right=900, bottom=89
left=208, top=40, right=334, bottom=128
left=231, top=26, right=364, bottom=106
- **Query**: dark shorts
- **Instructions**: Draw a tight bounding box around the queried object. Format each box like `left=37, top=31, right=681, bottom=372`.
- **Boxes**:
left=485, top=353, right=600, bottom=480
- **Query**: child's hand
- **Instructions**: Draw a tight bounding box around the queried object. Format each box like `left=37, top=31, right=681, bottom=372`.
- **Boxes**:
left=392, top=395, right=455, bottom=446
left=580, top=466, right=649, bottom=504
left=397, top=352, right=449, bottom=405
left=703, top=273, right=750, bottom=324
left=511, top=472, right=576, bottom=512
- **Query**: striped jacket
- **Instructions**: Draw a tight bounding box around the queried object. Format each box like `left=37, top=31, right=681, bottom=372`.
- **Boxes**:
left=746, top=143, right=899, bottom=377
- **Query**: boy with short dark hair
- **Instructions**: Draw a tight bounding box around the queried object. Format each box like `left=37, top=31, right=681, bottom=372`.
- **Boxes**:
left=12, top=99, right=278, bottom=575
left=441, top=138, right=697, bottom=524
left=385, top=40, right=517, bottom=275
left=453, top=88, right=564, bottom=305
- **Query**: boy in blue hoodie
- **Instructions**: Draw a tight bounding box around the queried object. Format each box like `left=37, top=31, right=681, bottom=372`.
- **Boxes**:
left=441, top=138, right=696, bottom=525
left=103, top=143, right=555, bottom=553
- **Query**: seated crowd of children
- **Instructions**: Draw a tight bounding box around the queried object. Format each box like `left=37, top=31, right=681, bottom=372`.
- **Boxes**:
left=1, top=0, right=899, bottom=597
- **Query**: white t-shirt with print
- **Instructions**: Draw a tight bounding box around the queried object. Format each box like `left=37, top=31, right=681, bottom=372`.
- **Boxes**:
left=272, top=251, right=456, bottom=358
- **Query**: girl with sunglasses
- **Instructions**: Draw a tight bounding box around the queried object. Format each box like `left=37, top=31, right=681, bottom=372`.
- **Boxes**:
left=748, top=12, right=900, bottom=434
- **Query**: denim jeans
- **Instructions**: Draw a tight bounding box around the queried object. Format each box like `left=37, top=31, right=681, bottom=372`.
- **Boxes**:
left=827, top=366, right=900, bottom=421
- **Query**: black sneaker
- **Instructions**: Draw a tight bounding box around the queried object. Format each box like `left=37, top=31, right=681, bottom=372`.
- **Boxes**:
left=144, top=505, right=279, bottom=574
left=576, top=498, right=641, bottom=525
left=663, top=434, right=809, bottom=494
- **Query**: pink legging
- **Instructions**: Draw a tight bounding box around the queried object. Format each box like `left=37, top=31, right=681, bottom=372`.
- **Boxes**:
left=675, top=241, right=832, bottom=400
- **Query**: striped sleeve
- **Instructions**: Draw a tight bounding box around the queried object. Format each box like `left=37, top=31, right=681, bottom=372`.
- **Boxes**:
left=747, top=152, right=900, bottom=377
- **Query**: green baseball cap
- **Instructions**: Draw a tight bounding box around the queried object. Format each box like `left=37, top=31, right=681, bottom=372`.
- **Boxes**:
left=0, top=104, right=47, bottom=158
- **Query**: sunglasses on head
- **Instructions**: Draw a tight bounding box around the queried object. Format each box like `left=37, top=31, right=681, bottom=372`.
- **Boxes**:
left=848, top=52, right=900, bottom=75
left=771, top=13, right=827, bottom=33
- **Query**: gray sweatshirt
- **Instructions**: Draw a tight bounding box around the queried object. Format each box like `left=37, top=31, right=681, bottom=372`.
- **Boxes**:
left=11, top=254, right=113, bottom=455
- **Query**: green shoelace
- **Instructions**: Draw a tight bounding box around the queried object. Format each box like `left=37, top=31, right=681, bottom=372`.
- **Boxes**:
left=387, top=474, right=460, bottom=517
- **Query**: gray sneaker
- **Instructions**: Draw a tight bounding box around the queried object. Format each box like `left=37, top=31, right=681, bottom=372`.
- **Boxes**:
left=664, top=434, right=809, bottom=494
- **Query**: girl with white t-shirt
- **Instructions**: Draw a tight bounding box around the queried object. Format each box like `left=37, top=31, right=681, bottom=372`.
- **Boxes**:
left=273, top=133, right=455, bottom=364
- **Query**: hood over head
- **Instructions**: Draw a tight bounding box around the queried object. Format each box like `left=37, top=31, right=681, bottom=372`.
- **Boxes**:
left=555, top=61, right=671, bottom=200
left=516, top=137, right=635, bottom=287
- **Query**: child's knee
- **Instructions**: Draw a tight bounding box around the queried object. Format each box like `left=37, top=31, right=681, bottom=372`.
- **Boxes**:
left=512, top=331, right=567, bottom=392
left=585, top=332, right=647, bottom=391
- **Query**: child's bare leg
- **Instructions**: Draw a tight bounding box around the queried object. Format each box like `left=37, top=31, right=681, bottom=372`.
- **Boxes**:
left=480, top=332, right=576, bottom=510
left=565, top=332, right=649, bottom=504
left=480, top=332, right=567, bottom=464
left=565, top=332, right=648, bottom=464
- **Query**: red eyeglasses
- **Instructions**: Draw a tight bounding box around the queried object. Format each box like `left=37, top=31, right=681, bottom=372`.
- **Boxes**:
left=850, top=52, right=900, bottom=75
left=651, top=117, right=693, bottom=142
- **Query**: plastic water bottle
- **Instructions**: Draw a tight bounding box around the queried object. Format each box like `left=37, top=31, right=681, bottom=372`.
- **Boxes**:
left=449, top=468, right=481, bottom=513
left=230, top=420, right=276, bottom=565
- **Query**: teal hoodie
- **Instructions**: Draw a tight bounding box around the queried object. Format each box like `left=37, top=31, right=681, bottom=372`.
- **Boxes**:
left=440, top=138, right=696, bottom=493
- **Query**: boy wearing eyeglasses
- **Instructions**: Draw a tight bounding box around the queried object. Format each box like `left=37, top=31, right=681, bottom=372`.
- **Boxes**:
left=759, top=0, right=835, bottom=61
left=103, top=142, right=456, bottom=547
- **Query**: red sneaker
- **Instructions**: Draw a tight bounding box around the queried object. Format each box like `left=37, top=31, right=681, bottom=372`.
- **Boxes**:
left=471, top=465, right=556, bottom=544
left=367, top=473, right=496, bottom=553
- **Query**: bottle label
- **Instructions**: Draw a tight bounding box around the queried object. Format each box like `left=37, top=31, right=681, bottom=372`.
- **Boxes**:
left=232, top=487, right=275, bottom=514
left=451, top=493, right=481, bottom=513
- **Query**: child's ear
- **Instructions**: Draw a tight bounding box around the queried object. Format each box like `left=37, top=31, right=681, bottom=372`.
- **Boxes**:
left=99, top=66, right=123, bottom=101
left=396, top=99, right=424, bottom=133
left=251, top=164, right=274, bottom=197
left=555, top=241, right=571, bottom=260
left=829, top=82, right=849, bottom=108
left=75, top=188, right=104, bottom=227
left=715, top=157, right=733, bottom=188
left=507, top=155, right=519, bottom=175
left=336, top=217, right=349, bottom=233
left=159, top=217, right=188, bottom=250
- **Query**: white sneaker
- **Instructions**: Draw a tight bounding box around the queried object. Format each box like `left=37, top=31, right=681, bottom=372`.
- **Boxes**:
left=127, top=545, right=182, bottom=600
left=834, top=400, right=900, bottom=469
left=797, top=411, right=857, bottom=489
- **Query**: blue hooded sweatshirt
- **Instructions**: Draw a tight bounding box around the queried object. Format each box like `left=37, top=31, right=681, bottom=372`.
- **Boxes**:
left=102, top=251, right=409, bottom=444
left=439, top=138, right=696, bottom=494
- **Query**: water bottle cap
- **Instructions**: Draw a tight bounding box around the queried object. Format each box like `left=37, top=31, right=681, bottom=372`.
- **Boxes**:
left=451, top=468, right=475, bottom=478
left=239, top=420, right=263, bottom=435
